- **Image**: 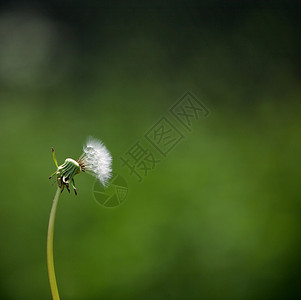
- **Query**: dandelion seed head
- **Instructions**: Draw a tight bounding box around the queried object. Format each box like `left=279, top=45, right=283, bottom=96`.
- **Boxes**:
left=79, top=136, right=112, bottom=186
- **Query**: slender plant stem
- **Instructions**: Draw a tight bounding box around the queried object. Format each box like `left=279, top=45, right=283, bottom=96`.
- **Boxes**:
left=47, top=187, right=62, bottom=300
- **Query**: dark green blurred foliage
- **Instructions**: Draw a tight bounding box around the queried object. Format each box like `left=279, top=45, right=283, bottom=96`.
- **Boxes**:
left=0, top=1, right=301, bottom=299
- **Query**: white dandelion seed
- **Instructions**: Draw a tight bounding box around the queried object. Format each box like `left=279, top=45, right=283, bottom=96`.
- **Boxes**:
left=78, top=137, right=113, bottom=186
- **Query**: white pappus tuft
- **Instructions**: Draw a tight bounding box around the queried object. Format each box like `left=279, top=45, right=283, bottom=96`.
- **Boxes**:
left=78, top=136, right=112, bottom=186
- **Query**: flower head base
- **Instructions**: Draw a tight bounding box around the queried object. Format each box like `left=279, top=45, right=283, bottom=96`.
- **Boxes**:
left=49, top=155, right=80, bottom=194
left=49, top=137, right=112, bottom=195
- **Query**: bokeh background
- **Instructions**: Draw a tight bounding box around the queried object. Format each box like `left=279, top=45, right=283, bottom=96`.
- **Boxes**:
left=0, top=1, right=300, bottom=299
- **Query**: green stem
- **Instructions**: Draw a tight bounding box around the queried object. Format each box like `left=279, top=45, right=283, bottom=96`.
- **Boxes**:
left=47, top=187, right=62, bottom=300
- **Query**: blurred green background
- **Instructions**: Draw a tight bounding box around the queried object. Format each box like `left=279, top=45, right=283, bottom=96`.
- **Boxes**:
left=0, top=1, right=301, bottom=299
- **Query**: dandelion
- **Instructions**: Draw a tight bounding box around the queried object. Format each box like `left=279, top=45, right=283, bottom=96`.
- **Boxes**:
left=49, top=137, right=112, bottom=194
left=47, top=137, right=112, bottom=300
